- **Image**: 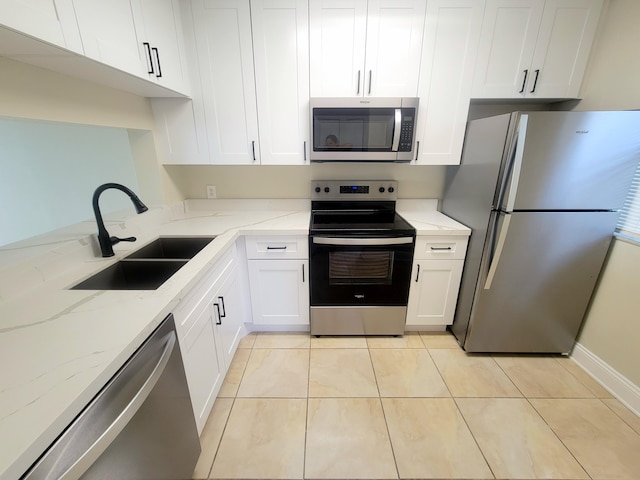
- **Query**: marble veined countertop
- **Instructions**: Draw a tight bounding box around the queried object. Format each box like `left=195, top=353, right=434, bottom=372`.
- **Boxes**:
left=0, top=199, right=468, bottom=480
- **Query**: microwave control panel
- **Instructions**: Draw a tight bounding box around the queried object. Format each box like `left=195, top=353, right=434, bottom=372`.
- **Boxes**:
left=398, top=108, right=415, bottom=152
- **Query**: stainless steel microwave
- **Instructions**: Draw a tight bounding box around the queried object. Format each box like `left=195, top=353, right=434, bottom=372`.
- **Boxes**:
left=310, top=97, right=419, bottom=162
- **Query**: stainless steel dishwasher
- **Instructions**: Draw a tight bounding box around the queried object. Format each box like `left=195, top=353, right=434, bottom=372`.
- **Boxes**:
left=22, top=314, right=201, bottom=480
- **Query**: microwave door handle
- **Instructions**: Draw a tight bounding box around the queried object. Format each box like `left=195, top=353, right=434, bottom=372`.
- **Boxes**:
left=392, top=109, right=401, bottom=152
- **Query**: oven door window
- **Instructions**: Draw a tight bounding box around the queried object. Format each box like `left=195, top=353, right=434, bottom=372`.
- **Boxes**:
left=313, top=108, right=395, bottom=152
left=310, top=241, right=414, bottom=307
left=329, top=251, right=394, bottom=285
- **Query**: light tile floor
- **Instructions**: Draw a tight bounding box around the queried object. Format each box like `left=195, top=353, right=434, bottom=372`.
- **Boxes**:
left=192, top=331, right=640, bottom=480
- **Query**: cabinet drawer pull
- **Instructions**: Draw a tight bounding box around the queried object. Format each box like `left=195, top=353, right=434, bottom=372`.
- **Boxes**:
left=530, top=69, right=540, bottom=93
left=213, top=302, right=222, bottom=325
left=266, top=246, right=287, bottom=250
left=218, top=296, right=226, bottom=318
left=430, top=246, right=453, bottom=251
left=302, top=264, right=305, bottom=283
left=303, top=141, right=307, bottom=162
left=143, top=42, right=153, bottom=74
left=415, top=264, right=420, bottom=282
left=152, top=47, right=162, bottom=78
left=519, top=69, right=529, bottom=94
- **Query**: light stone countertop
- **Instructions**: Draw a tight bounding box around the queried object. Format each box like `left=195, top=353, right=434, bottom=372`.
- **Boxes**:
left=0, top=199, right=468, bottom=480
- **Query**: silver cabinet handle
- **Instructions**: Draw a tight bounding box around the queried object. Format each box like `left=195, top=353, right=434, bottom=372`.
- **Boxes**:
left=303, top=141, right=307, bottom=162
left=356, top=70, right=361, bottom=94
left=313, top=236, right=414, bottom=246
left=391, top=108, right=402, bottom=152
left=302, top=263, right=305, bottom=283
left=57, top=333, right=176, bottom=480
left=367, top=70, right=372, bottom=95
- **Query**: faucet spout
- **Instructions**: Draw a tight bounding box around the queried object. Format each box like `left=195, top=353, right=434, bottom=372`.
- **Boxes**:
left=92, top=183, right=149, bottom=257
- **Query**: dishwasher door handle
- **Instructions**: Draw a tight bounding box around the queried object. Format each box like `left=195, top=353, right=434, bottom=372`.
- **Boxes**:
left=58, top=333, right=176, bottom=480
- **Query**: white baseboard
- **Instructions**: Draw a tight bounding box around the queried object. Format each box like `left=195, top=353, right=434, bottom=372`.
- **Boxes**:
left=571, top=342, right=640, bottom=416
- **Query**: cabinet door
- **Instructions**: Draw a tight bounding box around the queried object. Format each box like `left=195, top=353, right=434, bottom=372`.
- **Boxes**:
left=71, top=0, right=147, bottom=77
left=528, top=0, right=603, bottom=98
left=0, top=0, right=82, bottom=52
left=251, top=0, right=310, bottom=165
left=181, top=303, right=225, bottom=434
left=213, top=267, right=245, bottom=369
left=364, top=0, right=426, bottom=97
left=415, top=0, right=484, bottom=165
left=406, top=259, right=463, bottom=326
left=191, top=0, right=260, bottom=164
left=135, top=0, right=190, bottom=94
left=472, top=0, right=544, bottom=98
left=248, top=259, right=310, bottom=325
left=309, top=0, right=368, bottom=97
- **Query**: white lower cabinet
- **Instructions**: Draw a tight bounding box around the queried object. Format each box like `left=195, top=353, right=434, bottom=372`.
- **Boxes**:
left=245, top=236, right=309, bottom=327
left=172, top=245, right=243, bottom=434
left=406, top=236, right=468, bottom=328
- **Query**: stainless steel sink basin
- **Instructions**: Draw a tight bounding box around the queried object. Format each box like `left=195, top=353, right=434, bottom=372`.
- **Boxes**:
left=71, top=260, right=188, bottom=290
left=124, top=237, right=215, bottom=260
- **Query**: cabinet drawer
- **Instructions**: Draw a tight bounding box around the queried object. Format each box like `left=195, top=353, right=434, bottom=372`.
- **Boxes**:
left=245, top=235, right=308, bottom=259
left=173, top=244, right=236, bottom=336
left=414, top=236, right=468, bottom=260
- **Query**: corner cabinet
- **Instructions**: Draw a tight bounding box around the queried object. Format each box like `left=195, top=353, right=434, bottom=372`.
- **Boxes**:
left=413, top=0, right=484, bottom=165
left=245, top=236, right=310, bottom=327
left=309, top=0, right=427, bottom=97
left=472, top=0, right=604, bottom=99
left=406, top=236, right=468, bottom=329
left=172, top=245, right=245, bottom=434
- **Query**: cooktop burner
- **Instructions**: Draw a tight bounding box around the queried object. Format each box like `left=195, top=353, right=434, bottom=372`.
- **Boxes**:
left=310, top=180, right=415, bottom=237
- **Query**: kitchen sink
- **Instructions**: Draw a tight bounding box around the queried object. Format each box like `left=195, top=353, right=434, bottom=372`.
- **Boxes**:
left=124, top=237, right=215, bottom=260
left=71, top=259, right=188, bottom=290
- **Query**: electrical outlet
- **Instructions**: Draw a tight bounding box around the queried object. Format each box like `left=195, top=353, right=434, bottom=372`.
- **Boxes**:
left=206, top=185, right=217, bottom=198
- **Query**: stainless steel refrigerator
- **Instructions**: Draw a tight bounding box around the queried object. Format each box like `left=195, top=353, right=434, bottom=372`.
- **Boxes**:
left=442, top=111, right=639, bottom=353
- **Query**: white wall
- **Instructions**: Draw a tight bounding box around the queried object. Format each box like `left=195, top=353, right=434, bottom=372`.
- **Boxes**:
left=574, top=0, right=640, bottom=387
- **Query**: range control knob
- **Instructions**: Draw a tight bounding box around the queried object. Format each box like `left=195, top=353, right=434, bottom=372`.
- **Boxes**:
left=379, top=187, right=385, bottom=193
left=315, top=186, right=321, bottom=193
left=388, top=186, right=395, bottom=193
left=324, top=187, right=330, bottom=193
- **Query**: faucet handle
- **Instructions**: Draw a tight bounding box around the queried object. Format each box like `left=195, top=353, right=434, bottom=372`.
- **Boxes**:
left=110, top=236, right=137, bottom=245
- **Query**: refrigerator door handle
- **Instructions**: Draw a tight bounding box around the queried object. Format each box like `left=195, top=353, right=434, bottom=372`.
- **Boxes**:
left=484, top=214, right=511, bottom=290
left=497, top=115, right=529, bottom=212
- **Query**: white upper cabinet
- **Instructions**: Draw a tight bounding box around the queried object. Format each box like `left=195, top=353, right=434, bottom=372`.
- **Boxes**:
left=309, top=0, right=426, bottom=97
left=472, top=0, right=603, bottom=98
left=251, top=0, right=310, bottom=165
left=191, top=0, right=260, bottom=164
left=133, top=0, right=190, bottom=94
left=71, top=0, right=147, bottom=78
left=414, top=0, right=484, bottom=165
left=0, top=0, right=82, bottom=53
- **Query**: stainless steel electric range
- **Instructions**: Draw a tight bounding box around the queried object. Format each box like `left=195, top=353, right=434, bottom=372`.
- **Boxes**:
left=309, top=180, right=416, bottom=336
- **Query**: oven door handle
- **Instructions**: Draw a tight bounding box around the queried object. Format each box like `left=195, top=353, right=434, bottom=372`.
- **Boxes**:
left=312, top=236, right=414, bottom=246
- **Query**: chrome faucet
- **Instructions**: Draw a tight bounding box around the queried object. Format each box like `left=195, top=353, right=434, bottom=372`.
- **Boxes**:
left=92, top=183, right=148, bottom=257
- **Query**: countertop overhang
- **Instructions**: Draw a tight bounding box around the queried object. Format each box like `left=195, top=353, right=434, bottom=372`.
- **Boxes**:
left=0, top=199, right=469, bottom=480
